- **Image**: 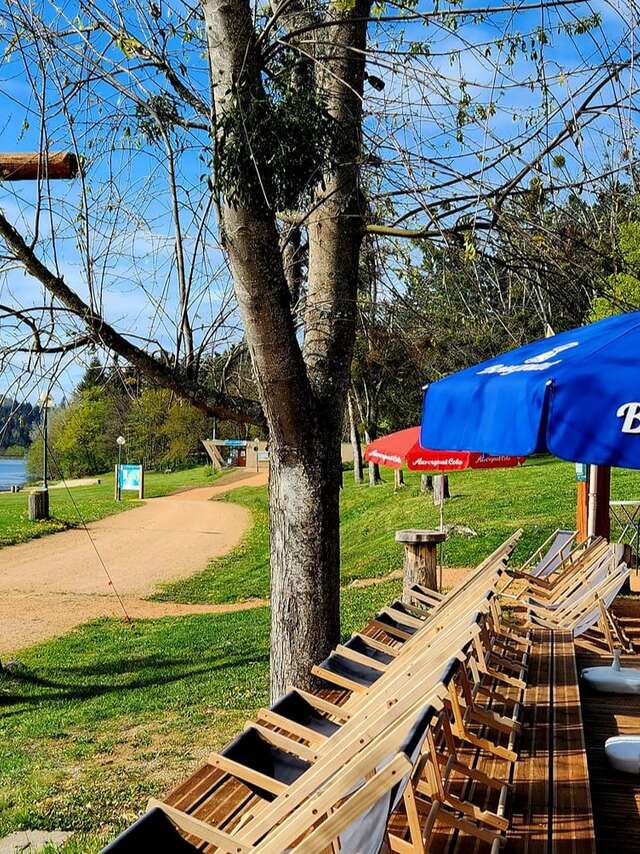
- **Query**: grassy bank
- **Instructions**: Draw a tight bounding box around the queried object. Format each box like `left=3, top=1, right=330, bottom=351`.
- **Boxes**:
left=5, top=455, right=640, bottom=849
left=0, top=466, right=219, bottom=548
left=153, top=457, right=640, bottom=604
left=0, top=581, right=400, bottom=849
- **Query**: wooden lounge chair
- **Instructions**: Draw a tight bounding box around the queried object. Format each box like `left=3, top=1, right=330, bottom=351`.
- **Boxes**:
left=503, top=536, right=607, bottom=599
left=100, top=533, right=526, bottom=852
left=527, top=562, right=631, bottom=651
left=520, top=528, right=576, bottom=578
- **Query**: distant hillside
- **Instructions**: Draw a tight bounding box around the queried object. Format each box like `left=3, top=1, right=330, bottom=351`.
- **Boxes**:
left=0, top=399, right=40, bottom=453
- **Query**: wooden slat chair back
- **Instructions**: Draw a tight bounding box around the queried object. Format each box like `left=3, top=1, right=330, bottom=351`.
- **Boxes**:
left=521, top=528, right=577, bottom=578
left=503, top=536, right=607, bottom=600
left=140, top=609, right=527, bottom=854
left=159, top=629, right=475, bottom=849
left=525, top=560, right=631, bottom=653
left=528, top=558, right=623, bottom=626
left=526, top=543, right=614, bottom=611
left=525, top=540, right=612, bottom=606
left=147, top=696, right=446, bottom=853
left=173, top=592, right=513, bottom=849
left=101, top=533, right=525, bottom=853
left=255, top=604, right=523, bottom=765
left=379, top=621, right=530, bottom=852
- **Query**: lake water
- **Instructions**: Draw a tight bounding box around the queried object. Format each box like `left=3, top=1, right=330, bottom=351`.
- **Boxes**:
left=0, top=457, right=27, bottom=490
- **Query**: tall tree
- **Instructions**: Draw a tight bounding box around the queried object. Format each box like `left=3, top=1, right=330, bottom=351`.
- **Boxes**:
left=0, top=0, right=636, bottom=697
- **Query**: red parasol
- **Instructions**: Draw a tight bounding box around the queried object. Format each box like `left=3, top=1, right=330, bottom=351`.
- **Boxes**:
left=364, top=427, right=525, bottom=472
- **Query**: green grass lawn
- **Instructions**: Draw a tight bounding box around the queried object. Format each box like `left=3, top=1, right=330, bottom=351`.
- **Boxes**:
left=4, top=455, right=640, bottom=850
left=0, top=466, right=219, bottom=547
left=0, top=581, right=400, bottom=849
left=153, top=457, right=640, bottom=604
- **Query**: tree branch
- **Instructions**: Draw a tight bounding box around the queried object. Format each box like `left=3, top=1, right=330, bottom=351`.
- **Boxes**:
left=0, top=210, right=264, bottom=426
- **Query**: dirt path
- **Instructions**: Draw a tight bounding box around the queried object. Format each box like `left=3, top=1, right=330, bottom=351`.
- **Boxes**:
left=0, top=468, right=471, bottom=655
left=0, top=469, right=267, bottom=655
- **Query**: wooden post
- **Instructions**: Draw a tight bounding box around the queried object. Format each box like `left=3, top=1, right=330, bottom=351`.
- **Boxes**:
left=433, top=474, right=450, bottom=505
left=577, top=465, right=611, bottom=542
left=28, top=488, right=49, bottom=520
left=395, top=529, right=447, bottom=601
left=576, top=480, right=589, bottom=542
left=420, top=474, right=433, bottom=493
left=0, top=151, right=78, bottom=181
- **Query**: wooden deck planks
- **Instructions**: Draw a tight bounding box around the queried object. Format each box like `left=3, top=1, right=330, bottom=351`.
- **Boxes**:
left=507, top=629, right=595, bottom=854
left=551, top=632, right=596, bottom=854
left=577, top=599, right=640, bottom=854
left=507, top=628, right=551, bottom=854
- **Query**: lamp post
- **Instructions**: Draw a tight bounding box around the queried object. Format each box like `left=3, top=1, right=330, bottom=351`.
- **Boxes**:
left=116, top=435, right=126, bottom=501
left=29, top=392, right=54, bottom=520
left=39, top=392, right=54, bottom=490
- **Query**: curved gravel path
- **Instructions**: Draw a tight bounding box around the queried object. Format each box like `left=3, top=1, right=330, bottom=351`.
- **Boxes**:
left=0, top=470, right=267, bottom=654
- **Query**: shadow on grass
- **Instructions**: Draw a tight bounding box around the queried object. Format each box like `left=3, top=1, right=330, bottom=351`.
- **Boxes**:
left=0, top=649, right=269, bottom=709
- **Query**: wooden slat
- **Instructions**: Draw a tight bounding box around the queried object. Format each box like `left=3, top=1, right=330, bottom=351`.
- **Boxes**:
left=577, top=599, right=640, bottom=854
left=551, top=632, right=596, bottom=854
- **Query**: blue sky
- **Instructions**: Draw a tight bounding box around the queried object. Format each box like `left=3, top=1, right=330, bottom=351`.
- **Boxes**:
left=0, top=0, right=636, bottom=405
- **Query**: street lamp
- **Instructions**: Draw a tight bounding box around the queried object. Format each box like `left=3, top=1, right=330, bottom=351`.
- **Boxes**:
left=116, top=435, right=126, bottom=500
left=38, top=392, right=55, bottom=491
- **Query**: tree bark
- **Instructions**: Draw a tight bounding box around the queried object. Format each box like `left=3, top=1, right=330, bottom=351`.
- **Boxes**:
left=269, top=435, right=342, bottom=700
left=202, top=0, right=370, bottom=699
left=347, top=392, right=363, bottom=483
left=365, top=427, right=382, bottom=485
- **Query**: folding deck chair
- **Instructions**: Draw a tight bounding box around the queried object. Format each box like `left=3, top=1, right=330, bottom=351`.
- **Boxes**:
left=155, top=605, right=509, bottom=850
left=105, top=704, right=441, bottom=853
left=503, top=536, right=607, bottom=601
left=526, top=543, right=614, bottom=611
left=101, top=532, right=526, bottom=852
left=527, top=562, right=630, bottom=645
left=520, top=528, right=576, bottom=578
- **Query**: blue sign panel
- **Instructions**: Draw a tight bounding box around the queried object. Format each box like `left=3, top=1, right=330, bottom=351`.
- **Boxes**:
left=575, top=463, right=588, bottom=483
left=118, top=464, right=143, bottom=491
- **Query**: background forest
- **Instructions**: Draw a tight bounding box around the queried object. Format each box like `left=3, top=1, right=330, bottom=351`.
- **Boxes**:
left=12, top=180, right=640, bottom=481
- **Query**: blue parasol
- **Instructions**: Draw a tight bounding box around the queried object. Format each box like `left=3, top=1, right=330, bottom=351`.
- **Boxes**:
left=421, top=311, right=640, bottom=469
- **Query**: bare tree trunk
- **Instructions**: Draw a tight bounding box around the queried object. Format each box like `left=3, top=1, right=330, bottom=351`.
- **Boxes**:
left=202, top=0, right=370, bottom=699
left=347, top=392, right=363, bottom=483
left=365, top=427, right=382, bottom=485
left=269, top=434, right=342, bottom=700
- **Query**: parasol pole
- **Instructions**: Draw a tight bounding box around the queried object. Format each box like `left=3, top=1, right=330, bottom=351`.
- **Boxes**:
left=587, top=464, right=598, bottom=539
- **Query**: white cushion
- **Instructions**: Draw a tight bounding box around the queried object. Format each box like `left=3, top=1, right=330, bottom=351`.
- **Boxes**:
left=605, top=736, right=640, bottom=774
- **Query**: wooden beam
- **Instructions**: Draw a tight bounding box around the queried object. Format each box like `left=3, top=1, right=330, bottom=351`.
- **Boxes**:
left=0, top=152, right=78, bottom=181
